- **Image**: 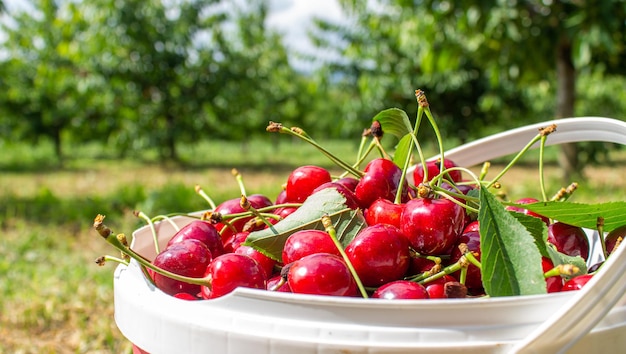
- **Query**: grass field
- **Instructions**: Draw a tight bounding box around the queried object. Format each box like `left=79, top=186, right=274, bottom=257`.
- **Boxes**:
left=2, top=137, right=626, bottom=353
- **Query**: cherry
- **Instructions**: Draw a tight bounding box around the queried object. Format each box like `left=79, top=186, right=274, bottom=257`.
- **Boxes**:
left=335, top=176, right=359, bottom=192
left=201, top=253, right=267, bottom=299
left=267, top=274, right=292, bottom=292
left=372, top=280, right=429, bottom=300
left=541, top=257, right=563, bottom=293
left=152, top=239, right=212, bottom=297
left=423, top=275, right=459, bottom=299
left=282, top=229, right=340, bottom=264
left=285, top=165, right=332, bottom=203
left=547, top=222, right=590, bottom=261
left=561, top=273, right=594, bottom=291
left=413, top=158, right=462, bottom=184
left=363, top=198, right=405, bottom=229
left=222, top=231, right=249, bottom=254
left=354, top=158, right=408, bottom=209
left=505, top=197, right=550, bottom=225
left=173, top=292, right=200, bottom=301
left=400, top=196, right=466, bottom=255
left=287, top=253, right=357, bottom=297
left=344, top=224, right=411, bottom=287
left=234, top=244, right=277, bottom=278
left=605, top=224, right=626, bottom=255
left=166, top=220, right=224, bottom=258
left=213, top=194, right=273, bottom=241
left=274, top=189, right=288, bottom=204
left=449, top=230, right=482, bottom=291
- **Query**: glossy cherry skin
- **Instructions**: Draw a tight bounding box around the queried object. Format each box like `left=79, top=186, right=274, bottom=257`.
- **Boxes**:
left=413, top=158, right=462, bottom=184
left=400, top=197, right=466, bottom=256
left=285, top=165, right=332, bottom=203
left=166, top=220, right=224, bottom=258
left=345, top=224, right=411, bottom=287
left=267, top=274, right=292, bottom=292
left=152, top=239, right=212, bottom=297
left=234, top=245, right=277, bottom=278
left=605, top=224, right=626, bottom=255
left=287, top=253, right=357, bottom=297
left=547, top=222, right=590, bottom=261
left=541, top=257, right=563, bottom=293
left=222, top=231, right=249, bottom=254
left=364, top=198, right=405, bottom=229
left=282, top=229, right=340, bottom=265
left=561, top=274, right=593, bottom=291
left=354, top=158, right=408, bottom=209
left=201, top=253, right=267, bottom=299
left=335, top=176, right=359, bottom=192
left=505, top=197, right=550, bottom=226
left=214, top=194, right=273, bottom=241
left=449, top=230, right=482, bottom=291
left=372, top=280, right=429, bottom=300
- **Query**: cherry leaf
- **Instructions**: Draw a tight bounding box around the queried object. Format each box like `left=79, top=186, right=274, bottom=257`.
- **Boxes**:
left=511, top=201, right=626, bottom=232
left=509, top=211, right=549, bottom=258
left=243, top=188, right=366, bottom=261
left=479, top=188, right=547, bottom=297
left=546, top=245, right=587, bottom=281
left=392, top=134, right=413, bottom=170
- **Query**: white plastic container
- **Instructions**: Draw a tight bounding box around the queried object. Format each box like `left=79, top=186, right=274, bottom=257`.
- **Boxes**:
left=114, top=117, right=626, bottom=354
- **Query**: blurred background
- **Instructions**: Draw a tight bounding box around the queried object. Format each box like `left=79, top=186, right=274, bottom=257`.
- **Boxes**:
left=0, top=0, right=625, bottom=352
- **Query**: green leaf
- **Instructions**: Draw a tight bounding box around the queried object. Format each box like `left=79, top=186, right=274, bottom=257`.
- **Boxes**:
left=371, top=108, right=412, bottom=139
left=479, top=188, right=547, bottom=297
left=243, top=188, right=367, bottom=261
left=392, top=134, right=413, bottom=170
left=509, top=211, right=549, bottom=258
left=514, top=201, right=626, bottom=232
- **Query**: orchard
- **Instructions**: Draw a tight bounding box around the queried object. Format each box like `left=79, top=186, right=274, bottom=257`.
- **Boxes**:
left=95, top=90, right=626, bottom=302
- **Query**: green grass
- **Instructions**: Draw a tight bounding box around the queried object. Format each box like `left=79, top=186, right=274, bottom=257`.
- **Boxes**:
left=2, top=138, right=626, bottom=353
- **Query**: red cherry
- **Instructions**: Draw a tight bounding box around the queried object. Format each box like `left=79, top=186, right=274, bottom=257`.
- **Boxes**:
left=547, top=222, right=590, bottom=261
left=213, top=194, right=273, bottom=241
left=345, top=224, right=411, bottom=287
left=372, top=280, right=429, bottom=300
left=166, top=220, right=224, bottom=257
left=449, top=230, right=482, bottom=291
left=605, top=224, right=626, bottom=255
left=285, top=165, right=332, bottom=203
left=506, top=197, right=550, bottom=225
left=222, top=231, right=249, bottom=254
left=282, top=229, right=341, bottom=264
left=335, top=176, right=359, bottom=192
left=234, top=245, right=277, bottom=278
left=364, top=198, right=405, bottom=229
left=561, top=274, right=593, bottom=291
left=152, top=239, right=212, bottom=297
left=413, top=158, right=462, bottom=183
left=354, top=158, right=408, bottom=209
left=267, top=274, right=292, bottom=292
left=400, top=197, right=466, bottom=255
left=425, top=283, right=445, bottom=299
left=287, top=253, right=357, bottom=297
left=201, top=253, right=267, bottom=299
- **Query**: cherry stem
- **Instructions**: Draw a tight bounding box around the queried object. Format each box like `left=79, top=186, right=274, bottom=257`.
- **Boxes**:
left=485, top=132, right=544, bottom=189
left=421, top=100, right=446, bottom=188
left=597, top=216, right=608, bottom=260
left=95, top=255, right=129, bottom=267
left=151, top=214, right=181, bottom=232
left=232, top=169, right=247, bottom=197
left=538, top=135, right=549, bottom=202
left=268, top=122, right=364, bottom=178
left=195, top=185, right=217, bottom=210
left=134, top=210, right=160, bottom=255
left=321, top=215, right=369, bottom=298
left=240, top=195, right=278, bottom=233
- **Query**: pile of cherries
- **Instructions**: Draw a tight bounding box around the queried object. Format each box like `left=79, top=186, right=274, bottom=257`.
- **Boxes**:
left=98, top=155, right=622, bottom=301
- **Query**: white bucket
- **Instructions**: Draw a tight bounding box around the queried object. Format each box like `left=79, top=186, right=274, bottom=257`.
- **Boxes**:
left=113, top=117, right=626, bottom=354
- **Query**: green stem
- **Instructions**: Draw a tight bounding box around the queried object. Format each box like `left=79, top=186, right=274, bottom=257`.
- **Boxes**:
left=275, top=125, right=364, bottom=178
left=322, top=215, right=369, bottom=298
left=195, top=185, right=217, bottom=210
left=423, top=106, right=446, bottom=187
left=485, top=133, right=543, bottom=189
left=538, top=135, right=548, bottom=201
left=135, top=210, right=160, bottom=255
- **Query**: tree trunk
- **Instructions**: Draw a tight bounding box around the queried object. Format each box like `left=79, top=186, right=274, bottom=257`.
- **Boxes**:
left=555, top=35, right=579, bottom=181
